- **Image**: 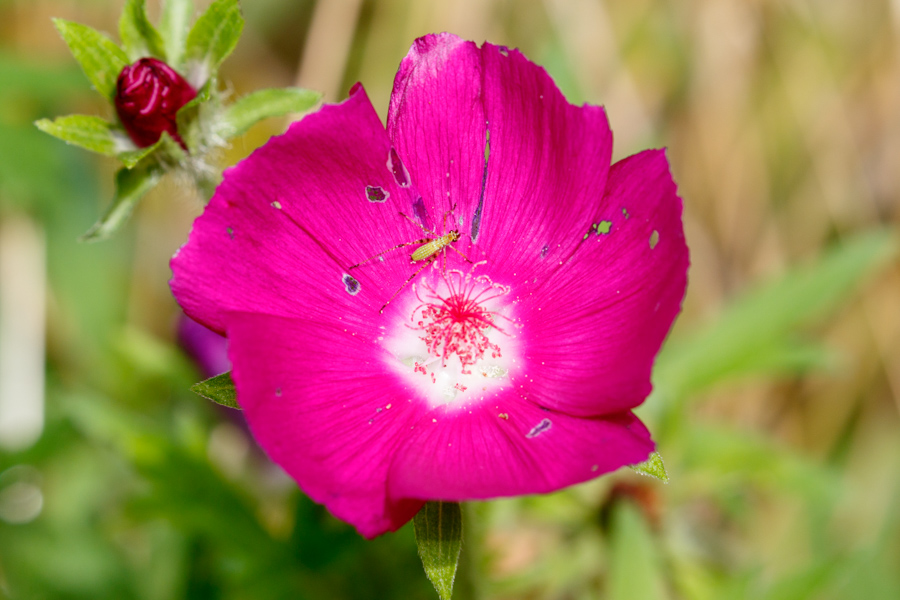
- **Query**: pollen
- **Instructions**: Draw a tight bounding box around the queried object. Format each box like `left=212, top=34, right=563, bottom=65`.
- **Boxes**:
left=383, top=262, right=519, bottom=409
left=411, top=268, right=509, bottom=374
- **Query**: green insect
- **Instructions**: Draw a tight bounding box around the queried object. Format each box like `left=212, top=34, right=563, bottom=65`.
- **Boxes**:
left=350, top=205, right=471, bottom=312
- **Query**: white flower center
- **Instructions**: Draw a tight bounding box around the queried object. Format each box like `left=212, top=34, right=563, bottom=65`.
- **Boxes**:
left=383, top=263, right=519, bottom=409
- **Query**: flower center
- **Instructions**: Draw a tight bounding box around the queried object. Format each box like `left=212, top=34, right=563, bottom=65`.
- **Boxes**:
left=383, top=263, right=518, bottom=408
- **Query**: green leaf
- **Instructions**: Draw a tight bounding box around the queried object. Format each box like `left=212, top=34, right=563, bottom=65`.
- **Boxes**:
left=80, top=162, right=162, bottom=242
left=606, top=502, right=667, bottom=600
left=190, top=371, right=239, bottom=409
left=119, top=0, right=166, bottom=61
left=34, top=115, right=121, bottom=157
left=53, top=19, right=129, bottom=101
left=631, top=451, right=669, bottom=483
left=159, top=0, right=194, bottom=68
left=185, top=0, right=244, bottom=85
left=414, top=501, right=462, bottom=600
left=219, top=88, right=322, bottom=139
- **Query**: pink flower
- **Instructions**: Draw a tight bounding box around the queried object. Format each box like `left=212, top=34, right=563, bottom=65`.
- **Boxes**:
left=115, top=57, right=196, bottom=149
left=170, top=34, right=689, bottom=538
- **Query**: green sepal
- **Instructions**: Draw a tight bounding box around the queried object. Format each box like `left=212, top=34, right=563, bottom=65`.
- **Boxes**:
left=53, top=18, right=129, bottom=101
left=174, top=80, right=213, bottom=153
left=80, top=161, right=162, bottom=242
left=35, top=115, right=159, bottom=168
left=414, top=501, right=462, bottom=600
left=631, top=451, right=669, bottom=483
left=117, top=144, right=159, bottom=169
left=190, top=371, right=239, bottom=410
left=119, top=0, right=166, bottom=61
left=219, top=88, right=322, bottom=139
left=35, top=114, right=121, bottom=157
left=185, top=0, right=244, bottom=86
left=159, top=0, right=194, bottom=68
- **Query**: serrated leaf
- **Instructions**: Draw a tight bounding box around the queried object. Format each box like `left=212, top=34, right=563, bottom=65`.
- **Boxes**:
left=159, top=0, right=194, bottom=68
left=631, top=451, right=669, bottom=483
left=120, top=0, right=166, bottom=61
left=190, top=371, right=239, bottom=409
left=34, top=115, right=121, bottom=156
left=414, top=501, right=462, bottom=600
left=80, top=162, right=162, bottom=242
left=185, top=0, right=243, bottom=86
left=53, top=19, right=129, bottom=101
left=219, top=88, right=322, bottom=138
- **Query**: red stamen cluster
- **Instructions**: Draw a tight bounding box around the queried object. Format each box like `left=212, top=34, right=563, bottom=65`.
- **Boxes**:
left=411, top=266, right=510, bottom=375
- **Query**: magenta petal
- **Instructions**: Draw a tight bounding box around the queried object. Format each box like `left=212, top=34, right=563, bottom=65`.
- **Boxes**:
left=388, top=396, right=653, bottom=500
left=171, top=84, right=432, bottom=333
left=226, top=311, right=427, bottom=538
left=387, top=34, right=614, bottom=275
left=515, top=149, right=689, bottom=416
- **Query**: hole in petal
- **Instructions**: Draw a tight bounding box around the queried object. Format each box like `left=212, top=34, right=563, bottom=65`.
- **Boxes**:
left=271, top=200, right=282, bottom=210
left=365, top=185, right=389, bottom=203
left=540, top=245, right=550, bottom=258
left=388, top=148, right=410, bottom=187
left=498, top=46, right=509, bottom=57
left=471, top=127, right=490, bottom=242
left=583, top=220, right=613, bottom=240
left=649, top=230, right=660, bottom=249
left=526, top=418, right=552, bottom=438
left=412, top=196, right=432, bottom=231
left=342, top=273, right=360, bottom=295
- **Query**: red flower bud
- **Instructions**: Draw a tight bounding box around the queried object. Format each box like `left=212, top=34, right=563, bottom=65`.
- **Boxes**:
left=114, top=58, right=197, bottom=149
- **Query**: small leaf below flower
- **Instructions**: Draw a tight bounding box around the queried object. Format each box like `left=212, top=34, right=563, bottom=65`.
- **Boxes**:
left=190, top=371, right=240, bottom=409
left=219, top=88, right=322, bottom=139
left=414, top=501, right=463, bottom=600
left=80, top=162, right=162, bottom=242
left=630, top=451, right=669, bottom=483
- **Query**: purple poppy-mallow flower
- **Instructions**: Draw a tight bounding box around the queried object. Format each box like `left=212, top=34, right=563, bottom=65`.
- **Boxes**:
left=170, top=34, right=689, bottom=538
left=115, top=57, right=196, bottom=149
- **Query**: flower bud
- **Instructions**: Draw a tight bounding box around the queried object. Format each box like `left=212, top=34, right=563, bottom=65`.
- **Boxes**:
left=114, top=58, right=197, bottom=149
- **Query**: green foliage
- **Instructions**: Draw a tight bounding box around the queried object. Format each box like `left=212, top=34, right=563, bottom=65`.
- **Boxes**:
left=650, top=229, right=898, bottom=421
left=119, top=0, right=166, bottom=61
left=80, top=161, right=162, bottom=242
left=52, top=19, right=129, bottom=101
left=219, top=88, right=322, bottom=138
left=185, top=0, right=244, bottom=85
left=414, top=501, right=463, bottom=600
left=190, top=371, right=240, bottom=410
left=606, top=502, right=666, bottom=600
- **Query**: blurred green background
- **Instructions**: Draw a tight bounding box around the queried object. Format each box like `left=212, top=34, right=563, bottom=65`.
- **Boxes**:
left=1, top=0, right=899, bottom=598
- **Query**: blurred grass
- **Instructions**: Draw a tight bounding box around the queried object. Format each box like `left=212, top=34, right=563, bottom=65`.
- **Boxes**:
left=1, top=0, right=899, bottom=599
